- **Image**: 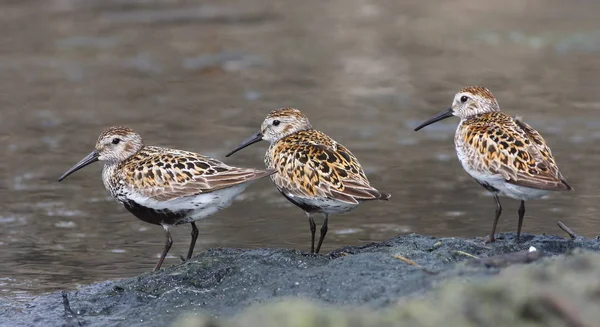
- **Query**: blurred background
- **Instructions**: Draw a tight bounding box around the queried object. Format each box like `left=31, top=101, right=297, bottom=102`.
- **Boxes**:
left=1, top=0, right=599, bottom=299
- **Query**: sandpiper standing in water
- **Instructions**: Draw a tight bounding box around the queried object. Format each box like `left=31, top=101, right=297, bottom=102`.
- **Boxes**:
left=226, top=108, right=390, bottom=254
left=414, top=86, right=572, bottom=242
left=59, top=126, right=274, bottom=271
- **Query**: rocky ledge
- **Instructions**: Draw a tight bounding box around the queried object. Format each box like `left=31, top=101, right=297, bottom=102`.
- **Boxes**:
left=2, top=232, right=600, bottom=327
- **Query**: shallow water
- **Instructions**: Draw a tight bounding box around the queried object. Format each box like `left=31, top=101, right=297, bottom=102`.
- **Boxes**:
left=1, top=0, right=600, bottom=298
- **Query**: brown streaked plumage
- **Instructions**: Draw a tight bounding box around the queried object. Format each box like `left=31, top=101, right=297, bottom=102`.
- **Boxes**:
left=460, top=85, right=496, bottom=101
left=58, top=126, right=274, bottom=271
left=265, top=129, right=385, bottom=202
left=415, top=86, right=571, bottom=243
left=226, top=108, right=390, bottom=254
left=116, top=146, right=272, bottom=201
left=458, top=112, right=570, bottom=191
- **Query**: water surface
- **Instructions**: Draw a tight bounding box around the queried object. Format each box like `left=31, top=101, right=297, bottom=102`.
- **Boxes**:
left=1, top=0, right=600, bottom=298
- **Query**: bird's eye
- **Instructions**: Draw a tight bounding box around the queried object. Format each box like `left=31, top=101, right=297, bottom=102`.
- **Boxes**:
left=460, top=95, right=469, bottom=103
left=112, top=138, right=121, bottom=145
left=272, top=120, right=280, bottom=126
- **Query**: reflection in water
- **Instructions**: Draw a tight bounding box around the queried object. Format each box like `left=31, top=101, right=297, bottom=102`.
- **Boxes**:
left=1, top=0, right=600, bottom=297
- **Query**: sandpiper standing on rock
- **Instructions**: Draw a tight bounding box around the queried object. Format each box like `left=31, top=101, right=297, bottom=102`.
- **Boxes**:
left=414, top=86, right=572, bottom=242
left=226, top=108, right=390, bottom=254
left=59, top=126, right=274, bottom=271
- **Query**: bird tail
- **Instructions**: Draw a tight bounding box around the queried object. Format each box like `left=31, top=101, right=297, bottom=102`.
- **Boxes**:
left=378, top=192, right=391, bottom=201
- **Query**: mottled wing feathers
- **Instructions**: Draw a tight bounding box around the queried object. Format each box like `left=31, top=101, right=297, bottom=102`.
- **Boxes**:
left=458, top=112, right=570, bottom=191
left=268, top=130, right=389, bottom=204
left=119, top=146, right=274, bottom=201
left=512, top=118, right=572, bottom=190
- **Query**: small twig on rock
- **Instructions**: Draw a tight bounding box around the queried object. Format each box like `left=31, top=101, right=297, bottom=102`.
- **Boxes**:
left=392, top=254, right=438, bottom=275
left=392, top=254, right=420, bottom=266
left=538, top=293, right=592, bottom=327
left=557, top=221, right=579, bottom=240
left=477, top=250, right=541, bottom=268
left=62, top=291, right=83, bottom=326
left=452, top=250, right=479, bottom=259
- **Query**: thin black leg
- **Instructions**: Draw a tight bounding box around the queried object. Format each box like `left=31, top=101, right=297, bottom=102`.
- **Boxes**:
left=154, top=225, right=173, bottom=271
left=517, top=200, right=525, bottom=242
left=308, top=214, right=316, bottom=253
left=487, top=193, right=502, bottom=243
left=186, top=222, right=199, bottom=261
left=315, top=214, right=329, bottom=254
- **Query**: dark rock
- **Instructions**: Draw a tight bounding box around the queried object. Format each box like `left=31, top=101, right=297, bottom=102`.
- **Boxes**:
left=2, top=233, right=599, bottom=327
left=181, top=249, right=600, bottom=327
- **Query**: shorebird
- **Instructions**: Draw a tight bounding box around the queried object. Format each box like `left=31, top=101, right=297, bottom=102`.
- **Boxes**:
left=414, top=86, right=572, bottom=242
left=58, top=126, right=274, bottom=271
left=226, top=108, right=390, bottom=253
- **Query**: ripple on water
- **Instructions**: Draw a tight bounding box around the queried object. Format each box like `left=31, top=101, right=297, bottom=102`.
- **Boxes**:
left=12, top=173, right=40, bottom=191
left=367, top=223, right=412, bottom=234
left=54, top=221, right=77, bottom=228
left=0, top=216, right=19, bottom=224
left=220, top=108, right=244, bottom=119
left=334, top=228, right=363, bottom=235
left=34, top=201, right=87, bottom=217
left=245, top=90, right=262, bottom=101
left=570, top=135, right=585, bottom=143
left=56, top=36, right=121, bottom=49
left=435, top=153, right=452, bottom=162
left=47, top=208, right=86, bottom=218
left=126, top=53, right=163, bottom=74
left=445, top=211, right=466, bottom=217
left=475, top=29, right=600, bottom=54
left=183, top=51, right=268, bottom=72
left=100, top=6, right=276, bottom=25
left=87, top=196, right=114, bottom=203
left=41, top=136, right=61, bottom=148
left=397, top=137, right=418, bottom=146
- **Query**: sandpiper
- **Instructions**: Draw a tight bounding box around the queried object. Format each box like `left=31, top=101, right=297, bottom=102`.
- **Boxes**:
left=58, top=126, right=274, bottom=271
left=414, top=86, right=572, bottom=242
left=226, top=108, right=390, bottom=253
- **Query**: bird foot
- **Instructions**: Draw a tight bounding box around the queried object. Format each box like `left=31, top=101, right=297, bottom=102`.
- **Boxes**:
left=484, top=235, right=496, bottom=244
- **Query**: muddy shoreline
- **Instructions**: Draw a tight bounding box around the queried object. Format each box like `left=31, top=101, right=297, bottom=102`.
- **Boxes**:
left=2, top=232, right=599, bottom=327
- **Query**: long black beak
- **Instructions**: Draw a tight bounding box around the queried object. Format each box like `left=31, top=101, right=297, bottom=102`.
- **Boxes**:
left=414, top=107, right=455, bottom=131
left=225, top=132, right=264, bottom=157
left=58, top=150, right=100, bottom=181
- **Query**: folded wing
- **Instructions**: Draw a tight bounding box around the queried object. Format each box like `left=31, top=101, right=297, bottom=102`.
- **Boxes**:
left=123, top=147, right=275, bottom=201
left=271, top=132, right=390, bottom=204
left=459, top=113, right=571, bottom=191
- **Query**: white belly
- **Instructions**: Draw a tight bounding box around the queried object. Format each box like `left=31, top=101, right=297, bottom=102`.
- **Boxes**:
left=494, top=183, right=551, bottom=200
left=285, top=192, right=359, bottom=214
left=126, top=183, right=251, bottom=225
left=455, top=142, right=551, bottom=201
